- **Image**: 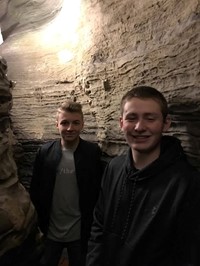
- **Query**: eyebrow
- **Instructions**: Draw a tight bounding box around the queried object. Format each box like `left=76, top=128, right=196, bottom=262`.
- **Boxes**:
left=125, top=112, right=160, bottom=116
left=60, top=119, right=81, bottom=123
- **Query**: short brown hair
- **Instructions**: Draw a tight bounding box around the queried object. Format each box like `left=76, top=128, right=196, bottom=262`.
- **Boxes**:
left=56, top=101, right=83, bottom=120
left=120, top=86, right=168, bottom=119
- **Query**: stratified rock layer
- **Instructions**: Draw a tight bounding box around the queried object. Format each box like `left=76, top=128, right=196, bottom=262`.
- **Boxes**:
left=0, top=57, right=37, bottom=257
left=0, top=0, right=200, bottom=186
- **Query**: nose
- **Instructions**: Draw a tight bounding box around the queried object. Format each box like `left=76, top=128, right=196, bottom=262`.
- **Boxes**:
left=66, top=122, right=74, bottom=130
left=135, top=119, right=146, bottom=131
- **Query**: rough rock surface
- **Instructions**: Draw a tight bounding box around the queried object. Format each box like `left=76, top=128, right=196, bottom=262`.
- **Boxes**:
left=0, top=0, right=200, bottom=187
left=0, top=57, right=39, bottom=259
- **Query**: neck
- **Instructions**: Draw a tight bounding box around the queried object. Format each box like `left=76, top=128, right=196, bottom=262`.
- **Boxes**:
left=131, top=148, right=160, bottom=169
left=61, top=138, right=80, bottom=150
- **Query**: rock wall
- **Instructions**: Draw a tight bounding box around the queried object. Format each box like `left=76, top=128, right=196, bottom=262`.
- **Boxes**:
left=0, top=0, right=200, bottom=187
left=0, top=56, right=40, bottom=260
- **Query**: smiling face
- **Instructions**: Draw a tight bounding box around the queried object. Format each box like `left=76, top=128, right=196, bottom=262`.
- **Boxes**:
left=120, top=97, right=171, bottom=159
left=56, top=110, right=84, bottom=148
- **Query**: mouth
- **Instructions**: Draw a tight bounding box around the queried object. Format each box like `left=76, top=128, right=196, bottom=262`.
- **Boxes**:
left=132, top=135, right=150, bottom=142
left=64, top=133, right=76, bottom=138
left=133, top=135, right=150, bottom=138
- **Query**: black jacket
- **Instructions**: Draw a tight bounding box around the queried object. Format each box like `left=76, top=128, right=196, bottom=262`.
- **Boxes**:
left=30, top=138, right=103, bottom=250
left=87, top=136, right=200, bottom=266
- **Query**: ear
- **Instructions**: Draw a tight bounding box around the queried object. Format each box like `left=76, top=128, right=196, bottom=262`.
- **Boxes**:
left=119, top=116, right=123, bottom=129
left=163, top=115, right=171, bottom=132
left=56, top=120, right=58, bottom=129
left=81, top=121, right=84, bottom=130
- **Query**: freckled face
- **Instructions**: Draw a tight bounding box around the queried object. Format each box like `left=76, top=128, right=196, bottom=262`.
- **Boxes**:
left=120, top=98, right=171, bottom=155
left=56, top=111, right=84, bottom=147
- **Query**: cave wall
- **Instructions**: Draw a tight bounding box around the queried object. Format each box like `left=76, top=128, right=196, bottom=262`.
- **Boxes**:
left=0, top=0, right=200, bottom=187
left=0, top=56, right=41, bottom=260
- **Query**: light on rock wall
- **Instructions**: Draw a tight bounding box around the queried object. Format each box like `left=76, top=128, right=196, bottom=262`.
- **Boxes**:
left=41, top=0, right=81, bottom=63
left=57, top=50, right=73, bottom=63
left=0, top=27, right=3, bottom=45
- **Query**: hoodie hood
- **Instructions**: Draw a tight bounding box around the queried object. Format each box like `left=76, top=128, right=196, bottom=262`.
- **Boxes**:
left=126, top=135, right=186, bottom=181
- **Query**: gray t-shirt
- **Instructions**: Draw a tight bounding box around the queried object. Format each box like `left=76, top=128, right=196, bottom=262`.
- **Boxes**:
left=47, top=148, right=81, bottom=242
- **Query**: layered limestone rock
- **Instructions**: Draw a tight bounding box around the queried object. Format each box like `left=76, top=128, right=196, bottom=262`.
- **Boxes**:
left=0, top=57, right=39, bottom=259
left=0, top=0, right=200, bottom=187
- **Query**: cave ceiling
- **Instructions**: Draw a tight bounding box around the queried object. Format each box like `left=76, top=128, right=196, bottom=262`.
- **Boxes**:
left=0, top=0, right=64, bottom=41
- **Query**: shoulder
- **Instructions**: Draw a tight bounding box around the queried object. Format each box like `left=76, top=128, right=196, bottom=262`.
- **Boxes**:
left=104, top=154, right=127, bottom=175
left=38, top=139, right=60, bottom=154
left=172, top=157, right=200, bottom=179
left=109, top=154, right=127, bottom=167
left=169, top=158, right=200, bottom=197
left=79, top=138, right=100, bottom=152
left=101, top=154, right=127, bottom=190
left=186, top=163, right=200, bottom=185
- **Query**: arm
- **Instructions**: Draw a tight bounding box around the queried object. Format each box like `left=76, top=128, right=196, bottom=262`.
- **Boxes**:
left=29, top=141, right=60, bottom=235
left=188, top=173, right=200, bottom=266
left=86, top=166, right=108, bottom=266
left=29, top=147, right=43, bottom=217
left=174, top=170, right=200, bottom=266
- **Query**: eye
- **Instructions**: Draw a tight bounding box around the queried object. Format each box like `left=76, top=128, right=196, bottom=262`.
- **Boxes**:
left=127, top=118, right=136, bottom=122
left=147, top=117, right=155, bottom=121
left=73, top=121, right=81, bottom=126
left=145, top=115, right=158, bottom=121
left=125, top=115, right=137, bottom=122
left=60, top=121, right=69, bottom=126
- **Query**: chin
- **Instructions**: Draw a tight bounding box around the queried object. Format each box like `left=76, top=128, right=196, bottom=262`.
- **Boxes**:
left=131, top=144, right=151, bottom=152
left=66, top=138, right=76, bottom=142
